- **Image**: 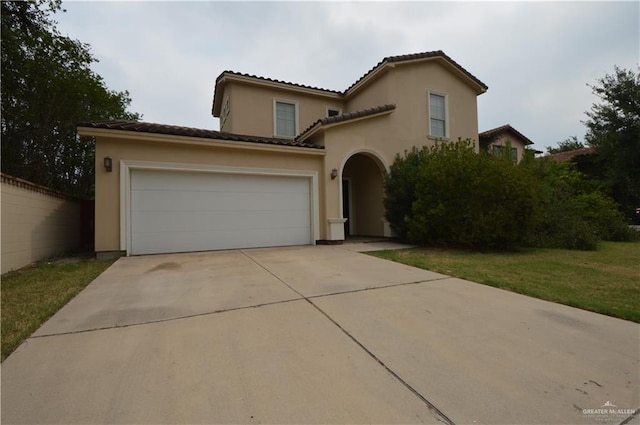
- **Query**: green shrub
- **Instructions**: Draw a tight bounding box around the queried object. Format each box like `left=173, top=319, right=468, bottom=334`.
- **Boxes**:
left=521, top=157, right=637, bottom=249
left=384, top=141, right=636, bottom=251
left=386, top=139, right=537, bottom=250
left=383, top=147, right=425, bottom=240
left=572, top=192, right=639, bottom=242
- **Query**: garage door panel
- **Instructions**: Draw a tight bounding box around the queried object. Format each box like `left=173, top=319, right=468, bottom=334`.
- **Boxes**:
left=130, top=169, right=312, bottom=255
left=132, top=189, right=310, bottom=213
left=132, top=227, right=311, bottom=255
left=133, top=171, right=308, bottom=193
left=132, top=209, right=310, bottom=233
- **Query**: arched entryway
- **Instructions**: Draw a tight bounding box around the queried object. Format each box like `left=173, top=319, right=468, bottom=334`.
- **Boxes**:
left=341, top=151, right=387, bottom=237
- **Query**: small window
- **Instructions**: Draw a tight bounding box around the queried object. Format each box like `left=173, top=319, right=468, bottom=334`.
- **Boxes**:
left=274, top=100, right=297, bottom=137
left=429, top=93, right=447, bottom=138
left=327, top=108, right=341, bottom=117
left=492, top=145, right=518, bottom=162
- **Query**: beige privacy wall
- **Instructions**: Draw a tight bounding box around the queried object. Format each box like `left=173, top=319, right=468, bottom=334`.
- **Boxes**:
left=1, top=174, right=81, bottom=274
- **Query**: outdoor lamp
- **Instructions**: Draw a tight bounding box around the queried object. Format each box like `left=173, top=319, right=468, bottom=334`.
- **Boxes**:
left=104, top=156, right=113, bottom=172
left=331, top=169, right=338, bottom=179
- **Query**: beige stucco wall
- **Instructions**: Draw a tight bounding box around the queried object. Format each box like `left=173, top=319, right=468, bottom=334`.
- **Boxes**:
left=385, top=60, right=480, bottom=146
left=220, top=82, right=345, bottom=138
left=95, top=136, right=325, bottom=253
left=345, top=71, right=391, bottom=113
left=220, top=58, right=480, bottom=148
left=1, top=177, right=81, bottom=274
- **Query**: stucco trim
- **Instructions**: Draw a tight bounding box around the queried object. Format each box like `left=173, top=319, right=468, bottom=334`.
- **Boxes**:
left=272, top=98, right=299, bottom=138
left=118, top=160, right=320, bottom=255
left=427, top=89, right=451, bottom=140
left=339, top=148, right=391, bottom=174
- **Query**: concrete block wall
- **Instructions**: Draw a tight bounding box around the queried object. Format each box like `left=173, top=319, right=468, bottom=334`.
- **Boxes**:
left=1, top=174, right=81, bottom=274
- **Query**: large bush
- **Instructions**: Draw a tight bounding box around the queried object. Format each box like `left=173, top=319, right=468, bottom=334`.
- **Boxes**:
left=385, top=139, right=537, bottom=250
left=384, top=147, right=425, bottom=240
left=384, top=140, right=636, bottom=251
left=522, top=157, right=638, bottom=249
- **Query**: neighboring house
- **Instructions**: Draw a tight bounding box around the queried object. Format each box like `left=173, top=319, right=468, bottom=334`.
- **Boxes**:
left=78, top=50, right=488, bottom=258
left=479, top=124, right=534, bottom=163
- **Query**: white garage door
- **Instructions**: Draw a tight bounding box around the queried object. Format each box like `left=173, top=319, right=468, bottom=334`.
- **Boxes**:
left=130, top=169, right=312, bottom=255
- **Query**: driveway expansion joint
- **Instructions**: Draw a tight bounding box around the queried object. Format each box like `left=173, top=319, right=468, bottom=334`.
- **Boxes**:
left=305, top=297, right=456, bottom=425
left=307, top=277, right=451, bottom=300
left=241, top=249, right=455, bottom=425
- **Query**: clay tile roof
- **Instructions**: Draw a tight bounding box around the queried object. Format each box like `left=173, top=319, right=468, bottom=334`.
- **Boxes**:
left=547, top=147, right=596, bottom=162
left=213, top=51, right=487, bottom=115
left=479, top=124, right=534, bottom=146
left=296, top=104, right=396, bottom=141
left=346, top=50, right=488, bottom=94
left=216, top=70, right=342, bottom=95
left=77, top=120, right=324, bottom=150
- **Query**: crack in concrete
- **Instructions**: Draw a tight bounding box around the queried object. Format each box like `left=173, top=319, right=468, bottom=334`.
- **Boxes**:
left=619, top=408, right=640, bottom=425
left=29, top=297, right=303, bottom=339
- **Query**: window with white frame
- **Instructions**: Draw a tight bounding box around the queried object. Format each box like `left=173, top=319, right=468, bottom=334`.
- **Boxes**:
left=274, top=100, right=297, bottom=137
left=429, top=93, right=447, bottom=138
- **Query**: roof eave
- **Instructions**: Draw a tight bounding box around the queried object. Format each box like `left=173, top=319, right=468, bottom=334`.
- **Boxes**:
left=346, top=54, right=488, bottom=97
left=212, top=72, right=228, bottom=117
left=78, top=125, right=326, bottom=156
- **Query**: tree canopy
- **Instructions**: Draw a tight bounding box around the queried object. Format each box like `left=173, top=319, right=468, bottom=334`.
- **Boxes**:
left=583, top=66, right=640, bottom=215
left=546, top=136, right=586, bottom=154
left=1, top=0, right=140, bottom=199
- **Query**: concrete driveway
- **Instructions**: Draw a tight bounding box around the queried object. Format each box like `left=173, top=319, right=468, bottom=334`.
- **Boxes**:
left=2, top=244, right=638, bottom=424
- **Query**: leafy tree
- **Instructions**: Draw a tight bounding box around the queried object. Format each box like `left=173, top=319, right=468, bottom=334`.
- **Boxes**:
left=1, top=0, right=140, bottom=199
left=546, top=136, right=586, bottom=154
left=584, top=66, right=640, bottom=216
left=383, top=147, right=425, bottom=240
left=521, top=157, right=637, bottom=250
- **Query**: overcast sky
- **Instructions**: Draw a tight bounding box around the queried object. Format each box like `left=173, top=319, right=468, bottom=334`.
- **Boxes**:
left=56, top=1, right=639, bottom=151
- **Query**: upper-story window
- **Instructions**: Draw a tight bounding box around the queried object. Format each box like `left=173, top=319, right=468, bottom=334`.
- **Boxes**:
left=429, top=92, right=448, bottom=138
left=327, top=107, right=342, bottom=117
left=274, top=100, right=298, bottom=137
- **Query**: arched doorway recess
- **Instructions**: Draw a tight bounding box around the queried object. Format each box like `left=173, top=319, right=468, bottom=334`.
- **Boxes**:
left=340, top=151, right=387, bottom=237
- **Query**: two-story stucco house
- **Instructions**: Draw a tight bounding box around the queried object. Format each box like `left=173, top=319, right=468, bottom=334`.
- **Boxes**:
left=79, top=51, right=488, bottom=258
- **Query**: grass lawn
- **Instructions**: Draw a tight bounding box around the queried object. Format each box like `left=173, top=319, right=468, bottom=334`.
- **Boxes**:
left=1, top=256, right=116, bottom=361
left=370, top=241, right=640, bottom=323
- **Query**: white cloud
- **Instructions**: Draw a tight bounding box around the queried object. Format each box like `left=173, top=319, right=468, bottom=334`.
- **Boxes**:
left=55, top=0, right=639, bottom=148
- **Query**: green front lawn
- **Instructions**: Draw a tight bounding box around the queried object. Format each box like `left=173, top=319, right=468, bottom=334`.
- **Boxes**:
left=1, top=256, right=116, bottom=361
left=370, top=241, right=640, bottom=323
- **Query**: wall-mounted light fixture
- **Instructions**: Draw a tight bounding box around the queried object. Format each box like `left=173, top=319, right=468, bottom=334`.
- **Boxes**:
left=331, top=168, right=338, bottom=180
left=104, top=156, right=113, bottom=172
